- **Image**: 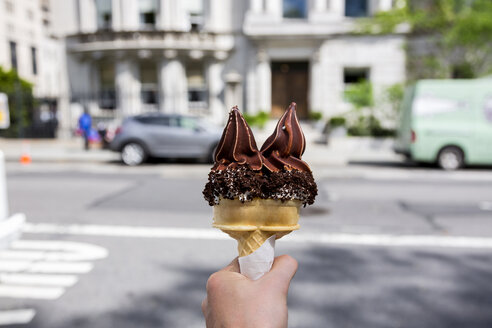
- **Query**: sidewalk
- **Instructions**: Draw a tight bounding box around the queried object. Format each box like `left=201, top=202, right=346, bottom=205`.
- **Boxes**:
left=0, top=131, right=401, bottom=167
left=0, top=138, right=119, bottom=164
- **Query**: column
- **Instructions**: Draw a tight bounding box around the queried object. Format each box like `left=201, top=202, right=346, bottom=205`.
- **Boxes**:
left=246, top=53, right=257, bottom=114
left=158, top=0, right=172, bottom=29
left=331, top=0, right=345, bottom=18
left=116, top=59, right=140, bottom=117
left=250, top=0, right=263, bottom=13
left=309, top=51, right=323, bottom=114
left=379, top=0, right=393, bottom=11
left=206, top=0, right=230, bottom=32
left=158, top=53, right=187, bottom=114
left=208, top=59, right=226, bottom=124
left=256, top=49, right=271, bottom=114
left=266, top=0, right=282, bottom=20
left=111, top=0, right=122, bottom=30
left=121, top=0, right=139, bottom=30
left=310, top=0, right=331, bottom=22
left=313, top=0, right=327, bottom=11
left=173, top=0, right=189, bottom=31
left=79, top=0, right=97, bottom=32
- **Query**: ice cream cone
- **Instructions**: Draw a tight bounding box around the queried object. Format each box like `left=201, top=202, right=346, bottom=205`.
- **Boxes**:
left=213, top=198, right=301, bottom=256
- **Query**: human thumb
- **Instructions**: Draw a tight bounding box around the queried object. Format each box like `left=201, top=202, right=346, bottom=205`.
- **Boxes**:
left=262, top=255, right=298, bottom=293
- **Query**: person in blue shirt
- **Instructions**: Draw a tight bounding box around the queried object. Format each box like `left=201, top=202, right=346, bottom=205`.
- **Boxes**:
left=78, top=109, right=92, bottom=151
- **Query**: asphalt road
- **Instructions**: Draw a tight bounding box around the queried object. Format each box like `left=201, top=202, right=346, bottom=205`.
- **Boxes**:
left=2, top=162, right=492, bottom=328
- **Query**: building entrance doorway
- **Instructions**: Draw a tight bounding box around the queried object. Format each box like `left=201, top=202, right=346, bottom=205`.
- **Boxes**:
left=271, top=61, right=309, bottom=119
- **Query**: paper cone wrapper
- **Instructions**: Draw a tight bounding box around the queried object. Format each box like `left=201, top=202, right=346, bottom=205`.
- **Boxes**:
left=238, top=235, right=276, bottom=280
left=213, top=198, right=301, bottom=280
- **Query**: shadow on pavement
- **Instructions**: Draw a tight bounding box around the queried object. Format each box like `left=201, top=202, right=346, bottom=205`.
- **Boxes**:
left=52, top=246, right=492, bottom=328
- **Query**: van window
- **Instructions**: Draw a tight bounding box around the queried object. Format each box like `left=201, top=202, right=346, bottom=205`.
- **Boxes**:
left=413, top=96, right=468, bottom=117
left=484, top=97, right=492, bottom=123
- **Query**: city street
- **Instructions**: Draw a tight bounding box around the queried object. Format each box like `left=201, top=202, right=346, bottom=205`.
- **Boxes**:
left=2, top=160, right=492, bottom=327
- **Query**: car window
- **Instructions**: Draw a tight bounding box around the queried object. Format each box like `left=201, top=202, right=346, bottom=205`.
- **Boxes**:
left=180, top=117, right=198, bottom=130
left=484, top=96, right=492, bottom=123
left=136, top=116, right=176, bottom=126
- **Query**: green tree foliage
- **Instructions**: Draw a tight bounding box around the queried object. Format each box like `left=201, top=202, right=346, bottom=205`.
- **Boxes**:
left=0, top=67, right=34, bottom=137
left=385, top=83, right=404, bottom=115
left=358, top=0, right=492, bottom=79
left=344, top=81, right=374, bottom=109
left=343, top=81, right=391, bottom=136
left=243, top=111, right=269, bottom=129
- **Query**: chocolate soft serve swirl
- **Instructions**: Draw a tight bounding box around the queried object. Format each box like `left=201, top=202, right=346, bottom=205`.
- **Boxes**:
left=213, top=106, right=263, bottom=171
left=260, top=102, right=311, bottom=172
left=203, top=104, right=317, bottom=206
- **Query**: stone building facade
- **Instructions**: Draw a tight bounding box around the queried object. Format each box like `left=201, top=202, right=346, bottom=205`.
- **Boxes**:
left=51, top=0, right=406, bottom=133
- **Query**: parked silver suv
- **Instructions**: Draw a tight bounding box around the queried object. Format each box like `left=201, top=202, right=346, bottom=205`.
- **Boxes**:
left=109, top=113, right=222, bottom=165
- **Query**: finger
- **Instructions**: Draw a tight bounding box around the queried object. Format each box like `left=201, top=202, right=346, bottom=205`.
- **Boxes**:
left=220, top=257, right=240, bottom=273
left=201, top=297, right=208, bottom=316
left=263, top=255, right=298, bottom=292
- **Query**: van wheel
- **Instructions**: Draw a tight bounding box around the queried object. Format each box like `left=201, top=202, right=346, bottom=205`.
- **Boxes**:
left=437, top=146, right=464, bottom=170
left=121, top=142, right=147, bottom=166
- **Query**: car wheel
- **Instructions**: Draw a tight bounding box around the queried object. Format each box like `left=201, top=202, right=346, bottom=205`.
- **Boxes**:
left=121, top=142, right=147, bottom=166
left=437, top=146, right=464, bottom=170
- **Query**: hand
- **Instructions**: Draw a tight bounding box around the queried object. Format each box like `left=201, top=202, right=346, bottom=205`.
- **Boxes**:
left=202, top=255, right=298, bottom=328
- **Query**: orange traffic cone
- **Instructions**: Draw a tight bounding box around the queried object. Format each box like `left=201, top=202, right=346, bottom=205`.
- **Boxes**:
left=20, top=141, right=32, bottom=165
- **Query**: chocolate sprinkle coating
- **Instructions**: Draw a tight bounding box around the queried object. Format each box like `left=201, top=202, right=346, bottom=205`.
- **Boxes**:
left=203, top=166, right=317, bottom=207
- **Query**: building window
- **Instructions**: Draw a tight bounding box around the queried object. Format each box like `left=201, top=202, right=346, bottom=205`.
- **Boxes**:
left=187, top=64, right=207, bottom=110
left=31, top=47, right=37, bottom=75
left=9, top=41, right=17, bottom=71
left=182, top=0, right=204, bottom=31
left=140, top=62, right=158, bottom=105
left=99, top=63, right=116, bottom=109
left=343, top=67, right=369, bottom=99
left=344, top=67, right=369, bottom=84
left=139, top=0, right=157, bottom=29
left=96, top=0, right=112, bottom=30
left=345, top=0, right=368, bottom=17
left=283, top=0, right=307, bottom=18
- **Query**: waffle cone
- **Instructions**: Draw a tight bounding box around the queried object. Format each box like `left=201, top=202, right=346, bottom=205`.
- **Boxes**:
left=213, top=198, right=301, bottom=256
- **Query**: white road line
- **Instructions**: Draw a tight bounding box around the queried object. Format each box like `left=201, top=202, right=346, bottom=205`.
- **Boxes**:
left=0, top=260, right=93, bottom=274
left=0, top=250, right=48, bottom=260
left=11, top=240, right=108, bottom=261
left=0, top=285, right=65, bottom=300
left=23, top=223, right=228, bottom=240
left=0, top=309, right=35, bottom=325
left=23, top=222, right=492, bottom=250
left=0, top=273, right=78, bottom=287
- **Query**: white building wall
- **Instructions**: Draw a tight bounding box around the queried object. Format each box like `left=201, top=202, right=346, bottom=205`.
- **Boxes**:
left=0, top=0, right=65, bottom=100
left=319, top=35, right=406, bottom=116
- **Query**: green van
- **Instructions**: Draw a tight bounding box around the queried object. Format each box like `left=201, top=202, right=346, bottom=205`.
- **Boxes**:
left=394, top=78, right=492, bottom=170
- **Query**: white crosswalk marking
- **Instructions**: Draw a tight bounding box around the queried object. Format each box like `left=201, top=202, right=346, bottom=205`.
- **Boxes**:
left=0, top=239, right=108, bottom=326
left=0, top=260, right=93, bottom=274
left=0, top=285, right=65, bottom=300
left=0, top=273, right=77, bottom=287
left=0, top=309, right=35, bottom=325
